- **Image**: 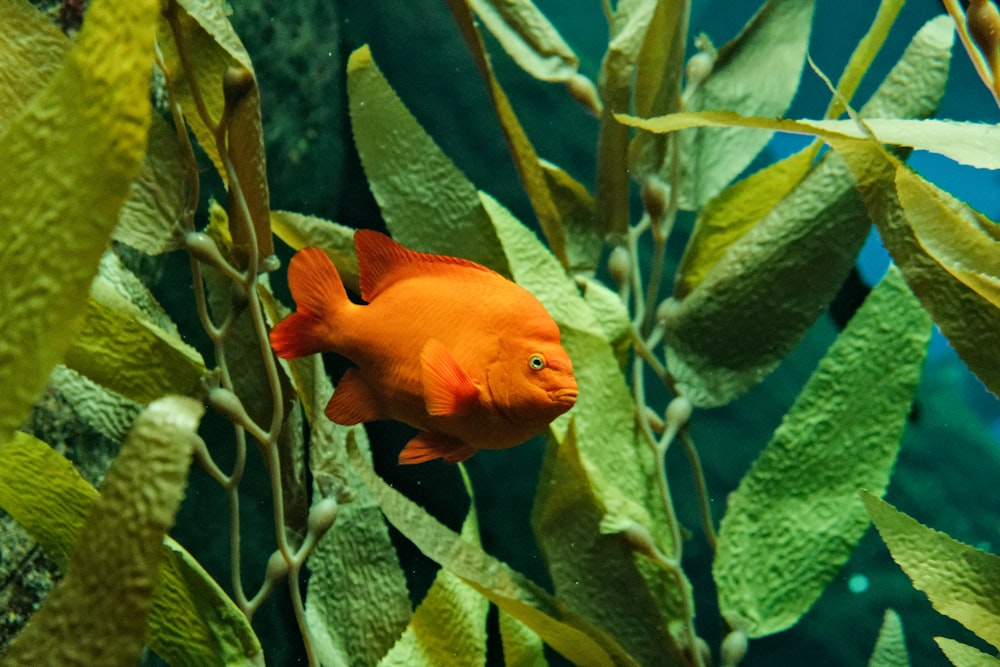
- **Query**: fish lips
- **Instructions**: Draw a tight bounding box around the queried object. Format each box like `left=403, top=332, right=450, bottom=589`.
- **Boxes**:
left=549, top=387, right=578, bottom=409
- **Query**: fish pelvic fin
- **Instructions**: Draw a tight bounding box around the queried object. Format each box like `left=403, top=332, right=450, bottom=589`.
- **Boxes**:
left=420, top=339, right=480, bottom=417
left=269, top=247, right=348, bottom=358
left=399, top=432, right=476, bottom=464
left=325, top=368, right=383, bottom=425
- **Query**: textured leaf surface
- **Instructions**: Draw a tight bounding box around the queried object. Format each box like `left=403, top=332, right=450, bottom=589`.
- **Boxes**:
left=65, top=278, right=206, bottom=405
left=832, top=137, right=1000, bottom=397
left=480, top=192, right=690, bottom=657
left=935, top=637, right=1000, bottom=667
left=0, top=397, right=233, bottom=666
left=648, top=16, right=953, bottom=406
left=0, top=0, right=156, bottom=444
left=157, top=0, right=271, bottom=260
left=346, top=45, right=508, bottom=272
left=346, top=436, right=636, bottom=667
left=114, top=115, right=188, bottom=254
left=863, top=493, right=1000, bottom=651
left=500, top=611, right=549, bottom=667
left=868, top=609, right=909, bottom=667
left=467, top=0, right=578, bottom=82
left=676, top=0, right=814, bottom=210
left=378, top=504, right=488, bottom=667
left=270, top=210, right=360, bottom=292
left=0, top=0, right=68, bottom=130
left=447, top=0, right=568, bottom=266
left=0, top=429, right=263, bottom=667
left=714, top=268, right=931, bottom=637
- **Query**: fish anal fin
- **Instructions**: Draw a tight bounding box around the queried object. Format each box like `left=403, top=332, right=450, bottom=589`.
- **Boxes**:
left=420, top=339, right=480, bottom=417
left=325, top=368, right=383, bottom=425
left=355, top=230, right=498, bottom=301
left=399, top=432, right=476, bottom=465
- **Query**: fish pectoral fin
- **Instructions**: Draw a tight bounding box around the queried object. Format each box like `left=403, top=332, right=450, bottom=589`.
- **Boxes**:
left=325, top=368, right=383, bottom=425
left=420, top=339, right=480, bottom=417
left=399, top=432, right=476, bottom=465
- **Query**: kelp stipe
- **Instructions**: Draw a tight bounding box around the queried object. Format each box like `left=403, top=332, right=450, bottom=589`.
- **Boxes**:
left=1, top=0, right=999, bottom=666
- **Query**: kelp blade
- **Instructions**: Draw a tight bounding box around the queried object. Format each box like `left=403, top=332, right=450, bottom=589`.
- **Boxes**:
left=0, top=0, right=157, bottom=443
left=0, top=429, right=263, bottom=666
left=934, top=637, right=1000, bottom=667
left=863, top=493, right=1000, bottom=651
left=867, top=609, right=909, bottom=667
left=713, top=267, right=931, bottom=637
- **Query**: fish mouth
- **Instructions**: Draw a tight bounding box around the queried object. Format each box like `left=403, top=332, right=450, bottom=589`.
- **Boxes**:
left=550, top=387, right=578, bottom=406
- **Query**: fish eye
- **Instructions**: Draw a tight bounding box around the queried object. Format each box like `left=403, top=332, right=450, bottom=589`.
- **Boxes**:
left=528, top=354, right=546, bottom=371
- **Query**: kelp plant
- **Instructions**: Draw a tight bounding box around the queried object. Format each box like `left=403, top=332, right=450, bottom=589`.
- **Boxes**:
left=0, top=0, right=999, bottom=665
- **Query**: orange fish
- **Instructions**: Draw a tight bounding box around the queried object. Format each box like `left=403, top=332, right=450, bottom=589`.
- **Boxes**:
left=270, top=230, right=578, bottom=464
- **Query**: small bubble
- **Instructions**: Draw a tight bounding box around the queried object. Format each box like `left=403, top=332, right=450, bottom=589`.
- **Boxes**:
left=848, top=573, right=869, bottom=594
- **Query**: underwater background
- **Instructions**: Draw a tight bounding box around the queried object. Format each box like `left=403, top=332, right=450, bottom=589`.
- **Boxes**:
left=2, top=0, right=999, bottom=665
left=192, top=0, right=1000, bottom=664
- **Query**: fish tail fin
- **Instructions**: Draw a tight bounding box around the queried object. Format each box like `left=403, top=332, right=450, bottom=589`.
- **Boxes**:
left=270, top=247, right=348, bottom=358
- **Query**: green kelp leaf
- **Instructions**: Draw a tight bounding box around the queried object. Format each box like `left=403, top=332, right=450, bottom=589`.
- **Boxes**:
left=0, top=0, right=157, bottom=445
left=65, top=271, right=206, bottom=405
left=868, top=609, right=909, bottom=667
left=500, top=611, right=549, bottom=667
left=0, top=429, right=264, bottom=666
left=270, top=280, right=412, bottom=666
left=533, top=426, right=685, bottom=665
left=114, top=114, right=188, bottom=255
left=1, top=397, right=227, bottom=666
left=270, top=210, right=360, bottom=292
left=346, top=44, right=508, bottom=272
left=157, top=0, right=271, bottom=262
left=640, top=16, right=954, bottom=407
left=445, top=0, right=568, bottom=267
left=673, top=145, right=817, bottom=299
left=895, top=167, right=1000, bottom=309
left=576, top=276, right=631, bottom=366
left=831, top=138, right=1000, bottom=397
left=714, top=267, right=932, bottom=638
left=595, top=0, right=657, bottom=237
left=863, top=493, right=1000, bottom=651
left=935, top=637, right=1000, bottom=667
left=672, top=0, right=903, bottom=298
left=50, top=364, right=143, bottom=444
left=345, top=436, right=637, bottom=667
left=676, top=0, right=815, bottom=210
left=379, top=490, right=489, bottom=667
left=466, top=0, right=579, bottom=83
left=479, top=192, right=690, bottom=658
left=540, top=160, right=601, bottom=273
left=0, top=0, right=69, bottom=131
left=826, top=0, right=906, bottom=120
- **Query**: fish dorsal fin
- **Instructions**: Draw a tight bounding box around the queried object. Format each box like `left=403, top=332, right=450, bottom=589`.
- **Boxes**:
left=355, top=230, right=497, bottom=302
left=420, top=339, right=480, bottom=417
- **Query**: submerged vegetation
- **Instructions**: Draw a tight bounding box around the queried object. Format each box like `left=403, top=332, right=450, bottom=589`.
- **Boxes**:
left=1, top=0, right=999, bottom=665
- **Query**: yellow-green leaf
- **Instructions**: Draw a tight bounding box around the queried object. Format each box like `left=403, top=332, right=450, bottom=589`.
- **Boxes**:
left=345, top=435, right=637, bottom=667
left=114, top=115, right=188, bottom=255
left=65, top=277, right=206, bottom=405
left=157, top=0, right=272, bottom=262
left=270, top=210, right=361, bottom=293
left=714, top=267, right=931, bottom=637
left=445, top=0, right=568, bottom=267
left=0, top=0, right=69, bottom=131
left=540, top=160, right=601, bottom=273
left=346, top=44, right=509, bottom=272
left=652, top=15, right=953, bottom=407
left=533, top=426, right=685, bottom=664
left=676, top=0, right=815, bottom=210
left=0, top=428, right=263, bottom=667
left=868, top=609, right=909, bottom=667
left=0, top=397, right=237, bottom=666
left=895, top=167, right=1000, bottom=309
left=935, top=637, right=1000, bottom=667
left=863, top=493, right=1000, bottom=651
left=466, top=0, right=579, bottom=83
left=378, top=496, right=488, bottom=667
left=0, top=0, right=157, bottom=444
left=500, top=611, right=549, bottom=667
